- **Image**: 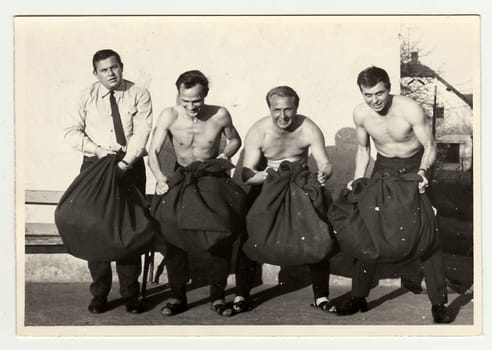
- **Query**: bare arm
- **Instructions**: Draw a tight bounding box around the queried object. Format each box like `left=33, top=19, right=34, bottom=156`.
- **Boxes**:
left=406, top=102, right=436, bottom=192
left=147, top=108, right=177, bottom=194
left=306, top=120, right=333, bottom=185
left=242, top=123, right=268, bottom=186
left=349, top=109, right=371, bottom=189
left=408, top=105, right=436, bottom=171
left=217, top=108, right=242, bottom=159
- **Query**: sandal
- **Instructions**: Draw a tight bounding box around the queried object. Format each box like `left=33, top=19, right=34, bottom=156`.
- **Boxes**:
left=311, top=300, right=337, bottom=313
left=211, top=302, right=234, bottom=317
left=161, top=301, right=187, bottom=316
left=232, top=300, right=253, bottom=314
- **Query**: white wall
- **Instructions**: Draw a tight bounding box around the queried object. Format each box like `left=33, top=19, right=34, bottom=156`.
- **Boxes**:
left=16, top=16, right=400, bottom=196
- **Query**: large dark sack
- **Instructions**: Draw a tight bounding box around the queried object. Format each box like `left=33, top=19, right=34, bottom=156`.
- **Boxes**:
left=243, top=160, right=336, bottom=266
left=328, top=172, right=439, bottom=263
left=54, top=155, right=155, bottom=261
left=151, top=159, right=247, bottom=253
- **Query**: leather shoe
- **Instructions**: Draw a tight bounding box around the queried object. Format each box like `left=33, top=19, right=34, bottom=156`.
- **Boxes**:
left=336, top=296, right=368, bottom=316
left=401, top=277, right=423, bottom=294
left=88, top=297, right=107, bottom=314
left=161, top=300, right=188, bottom=316
left=432, top=304, right=452, bottom=324
left=126, top=297, right=144, bottom=314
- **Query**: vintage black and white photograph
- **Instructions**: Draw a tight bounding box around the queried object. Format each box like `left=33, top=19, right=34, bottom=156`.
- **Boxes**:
left=14, top=15, right=480, bottom=337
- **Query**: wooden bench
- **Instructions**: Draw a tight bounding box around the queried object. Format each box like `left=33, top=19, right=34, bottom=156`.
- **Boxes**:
left=25, top=189, right=159, bottom=295
left=25, top=190, right=66, bottom=254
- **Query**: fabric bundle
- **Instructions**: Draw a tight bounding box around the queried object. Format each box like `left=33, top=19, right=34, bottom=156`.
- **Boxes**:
left=328, top=172, right=439, bottom=263
left=243, top=160, right=336, bottom=266
left=151, top=158, right=247, bottom=253
left=55, top=155, right=155, bottom=261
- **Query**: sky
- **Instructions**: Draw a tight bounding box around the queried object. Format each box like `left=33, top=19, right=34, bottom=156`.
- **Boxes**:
left=400, top=18, right=477, bottom=94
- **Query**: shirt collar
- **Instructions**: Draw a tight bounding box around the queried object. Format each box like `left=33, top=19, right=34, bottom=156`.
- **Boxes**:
left=99, top=80, right=126, bottom=98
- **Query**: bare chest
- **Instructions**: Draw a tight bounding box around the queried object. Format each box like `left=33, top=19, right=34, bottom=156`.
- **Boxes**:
left=262, top=130, right=309, bottom=160
left=170, top=117, right=222, bottom=148
left=364, top=115, right=413, bottom=143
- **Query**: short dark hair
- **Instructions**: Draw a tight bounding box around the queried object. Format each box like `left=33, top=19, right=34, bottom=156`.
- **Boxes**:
left=357, top=66, right=391, bottom=91
left=92, top=49, right=123, bottom=72
left=266, top=86, right=300, bottom=108
left=175, top=70, right=209, bottom=97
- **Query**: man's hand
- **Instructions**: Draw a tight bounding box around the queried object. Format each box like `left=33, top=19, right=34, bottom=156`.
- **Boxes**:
left=95, top=146, right=116, bottom=159
left=347, top=179, right=355, bottom=191
left=317, top=171, right=328, bottom=186
left=417, top=170, right=429, bottom=194
left=155, top=178, right=170, bottom=195
left=117, top=161, right=130, bottom=171
left=115, top=161, right=130, bottom=179
left=216, top=153, right=229, bottom=160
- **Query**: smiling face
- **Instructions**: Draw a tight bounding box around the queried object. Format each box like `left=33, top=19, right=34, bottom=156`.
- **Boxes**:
left=268, top=95, right=298, bottom=130
left=178, top=83, right=206, bottom=118
left=360, top=81, right=391, bottom=114
left=93, top=55, right=123, bottom=90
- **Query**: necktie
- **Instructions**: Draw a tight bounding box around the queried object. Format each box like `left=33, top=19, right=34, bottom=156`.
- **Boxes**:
left=109, top=90, right=127, bottom=147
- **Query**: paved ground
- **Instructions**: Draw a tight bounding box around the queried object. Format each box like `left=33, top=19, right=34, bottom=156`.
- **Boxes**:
left=24, top=279, right=474, bottom=335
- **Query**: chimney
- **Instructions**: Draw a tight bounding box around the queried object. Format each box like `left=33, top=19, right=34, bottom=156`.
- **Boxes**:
left=411, top=51, right=419, bottom=63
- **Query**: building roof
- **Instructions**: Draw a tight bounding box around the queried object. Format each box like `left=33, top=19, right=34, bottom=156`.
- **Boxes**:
left=401, top=52, right=473, bottom=108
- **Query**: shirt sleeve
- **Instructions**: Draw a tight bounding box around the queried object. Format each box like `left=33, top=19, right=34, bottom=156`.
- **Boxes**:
left=63, top=90, right=98, bottom=154
left=125, top=88, right=153, bottom=159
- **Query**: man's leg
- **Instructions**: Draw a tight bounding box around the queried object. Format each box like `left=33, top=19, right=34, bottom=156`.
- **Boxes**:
left=235, top=248, right=255, bottom=299
left=401, top=264, right=424, bottom=294
left=233, top=232, right=256, bottom=313
left=352, top=259, right=377, bottom=297
left=336, top=259, right=376, bottom=315
left=116, top=255, right=143, bottom=313
left=309, top=257, right=336, bottom=312
left=232, top=185, right=262, bottom=313
left=420, top=250, right=452, bottom=323
left=208, top=243, right=234, bottom=317
left=87, top=260, right=112, bottom=313
left=161, top=242, right=190, bottom=316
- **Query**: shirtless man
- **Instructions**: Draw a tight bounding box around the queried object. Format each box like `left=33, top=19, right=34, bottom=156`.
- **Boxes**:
left=335, top=66, right=451, bottom=323
left=236, top=85, right=336, bottom=312
left=148, top=70, right=241, bottom=316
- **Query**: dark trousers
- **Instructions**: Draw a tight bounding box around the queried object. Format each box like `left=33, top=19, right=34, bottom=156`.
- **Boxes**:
left=351, top=150, right=448, bottom=305
left=309, top=257, right=331, bottom=300
left=235, top=185, right=331, bottom=300
left=81, top=155, right=146, bottom=299
left=352, top=250, right=448, bottom=305
left=235, top=236, right=256, bottom=299
left=166, top=242, right=232, bottom=303
left=235, top=247, right=331, bottom=300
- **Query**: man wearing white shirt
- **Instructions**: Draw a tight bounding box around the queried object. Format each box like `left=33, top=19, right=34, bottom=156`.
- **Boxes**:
left=64, top=49, right=152, bottom=314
